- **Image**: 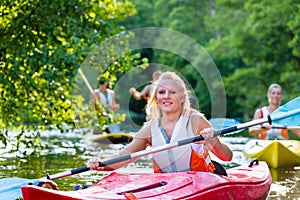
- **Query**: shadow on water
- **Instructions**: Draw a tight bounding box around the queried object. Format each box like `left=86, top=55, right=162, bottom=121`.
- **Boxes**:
left=0, top=130, right=299, bottom=199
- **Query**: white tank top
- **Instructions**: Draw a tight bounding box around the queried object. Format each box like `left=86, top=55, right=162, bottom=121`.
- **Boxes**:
left=151, top=110, right=206, bottom=172
left=261, top=106, right=285, bottom=140
left=95, top=89, right=113, bottom=109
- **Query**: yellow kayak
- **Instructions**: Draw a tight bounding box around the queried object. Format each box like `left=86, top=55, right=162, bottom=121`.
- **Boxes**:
left=244, top=139, right=300, bottom=168
left=87, top=132, right=134, bottom=144
left=86, top=124, right=134, bottom=144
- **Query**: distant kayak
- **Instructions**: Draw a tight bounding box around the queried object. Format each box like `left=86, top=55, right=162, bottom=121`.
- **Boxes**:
left=86, top=132, right=134, bottom=144
left=84, top=124, right=134, bottom=144
left=243, top=139, right=300, bottom=168
left=21, top=161, right=271, bottom=200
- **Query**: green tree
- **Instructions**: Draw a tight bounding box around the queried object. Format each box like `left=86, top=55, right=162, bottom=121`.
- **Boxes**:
left=0, top=0, right=144, bottom=149
left=122, top=0, right=217, bottom=117
left=206, top=0, right=300, bottom=120
left=118, top=0, right=300, bottom=122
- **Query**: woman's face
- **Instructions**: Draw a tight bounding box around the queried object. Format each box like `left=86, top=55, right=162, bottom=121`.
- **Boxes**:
left=156, top=79, right=185, bottom=114
left=268, top=87, right=282, bottom=105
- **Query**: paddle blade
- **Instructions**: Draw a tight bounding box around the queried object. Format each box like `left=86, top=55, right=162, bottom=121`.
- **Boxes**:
left=0, top=177, right=38, bottom=200
left=209, top=118, right=242, bottom=133
left=271, top=96, right=300, bottom=126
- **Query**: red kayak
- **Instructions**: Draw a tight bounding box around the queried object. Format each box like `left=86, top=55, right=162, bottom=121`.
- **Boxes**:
left=22, top=161, right=271, bottom=200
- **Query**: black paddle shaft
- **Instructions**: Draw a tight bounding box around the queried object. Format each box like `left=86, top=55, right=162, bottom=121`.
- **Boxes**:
left=179, top=114, right=272, bottom=146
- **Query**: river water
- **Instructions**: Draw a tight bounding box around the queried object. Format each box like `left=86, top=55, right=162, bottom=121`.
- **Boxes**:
left=0, top=130, right=299, bottom=199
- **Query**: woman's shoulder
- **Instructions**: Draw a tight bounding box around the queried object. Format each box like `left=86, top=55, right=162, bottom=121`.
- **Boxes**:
left=142, top=118, right=158, bottom=128
left=256, top=106, right=266, bottom=111
left=134, top=123, right=152, bottom=140
left=106, top=89, right=115, bottom=94
left=188, top=110, right=210, bottom=134
left=253, top=106, right=266, bottom=119
left=189, top=110, right=209, bottom=125
left=190, top=109, right=205, bottom=118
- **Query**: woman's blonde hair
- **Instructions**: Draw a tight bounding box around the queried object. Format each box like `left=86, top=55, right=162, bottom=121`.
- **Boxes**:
left=145, top=71, right=191, bottom=120
left=268, top=83, right=282, bottom=94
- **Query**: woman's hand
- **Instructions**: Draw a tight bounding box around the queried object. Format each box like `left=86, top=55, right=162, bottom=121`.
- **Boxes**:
left=261, top=123, right=272, bottom=130
left=87, top=157, right=101, bottom=170
left=200, top=127, right=233, bottom=161
left=200, top=127, right=218, bottom=145
left=129, top=87, right=136, bottom=95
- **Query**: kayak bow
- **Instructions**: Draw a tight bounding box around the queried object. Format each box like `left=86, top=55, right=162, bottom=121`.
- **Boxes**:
left=244, top=139, right=300, bottom=168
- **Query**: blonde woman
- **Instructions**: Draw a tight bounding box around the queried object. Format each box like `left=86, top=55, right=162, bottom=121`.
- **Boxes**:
left=88, top=71, right=232, bottom=173
left=249, top=83, right=290, bottom=140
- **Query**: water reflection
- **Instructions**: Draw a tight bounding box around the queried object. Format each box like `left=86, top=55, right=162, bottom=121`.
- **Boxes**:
left=268, top=167, right=300, bottom=199
left=0, top=130, right=299, bottom=199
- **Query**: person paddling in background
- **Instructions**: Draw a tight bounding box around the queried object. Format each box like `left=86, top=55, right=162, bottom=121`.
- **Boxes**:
left=249, top=83, right=290, bottom=140
left=129, top=70, right=162, bottom=123
left=129, top=70, right=162, bottom=101
left=91, top=78, right=120, bottom=112
left=90, top=77, right=121, bottom=133
left=87, top=71, right=232, bottom=173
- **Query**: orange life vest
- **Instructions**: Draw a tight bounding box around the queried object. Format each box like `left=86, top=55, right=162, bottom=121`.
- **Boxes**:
left=258, top=107, right=289, bottom=139
left=153, top=148, right=215, bottom=173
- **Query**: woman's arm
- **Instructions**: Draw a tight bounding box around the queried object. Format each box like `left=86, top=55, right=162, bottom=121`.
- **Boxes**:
left=248, top=108, right=272, bottom=136
left=87, top=124, right=151, bottom=171
left=191, top=114, right=233, bottom=161
left=204, top=135, right=233, bottom=161
left=129, top=85, right=151, bottom=101
left=109, top=91, right=120, bottom=111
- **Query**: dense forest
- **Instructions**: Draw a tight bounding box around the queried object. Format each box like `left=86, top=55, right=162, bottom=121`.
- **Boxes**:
left=1, top=0, right=299, bottom=148
left=120, top=0, right=300, bottom=120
